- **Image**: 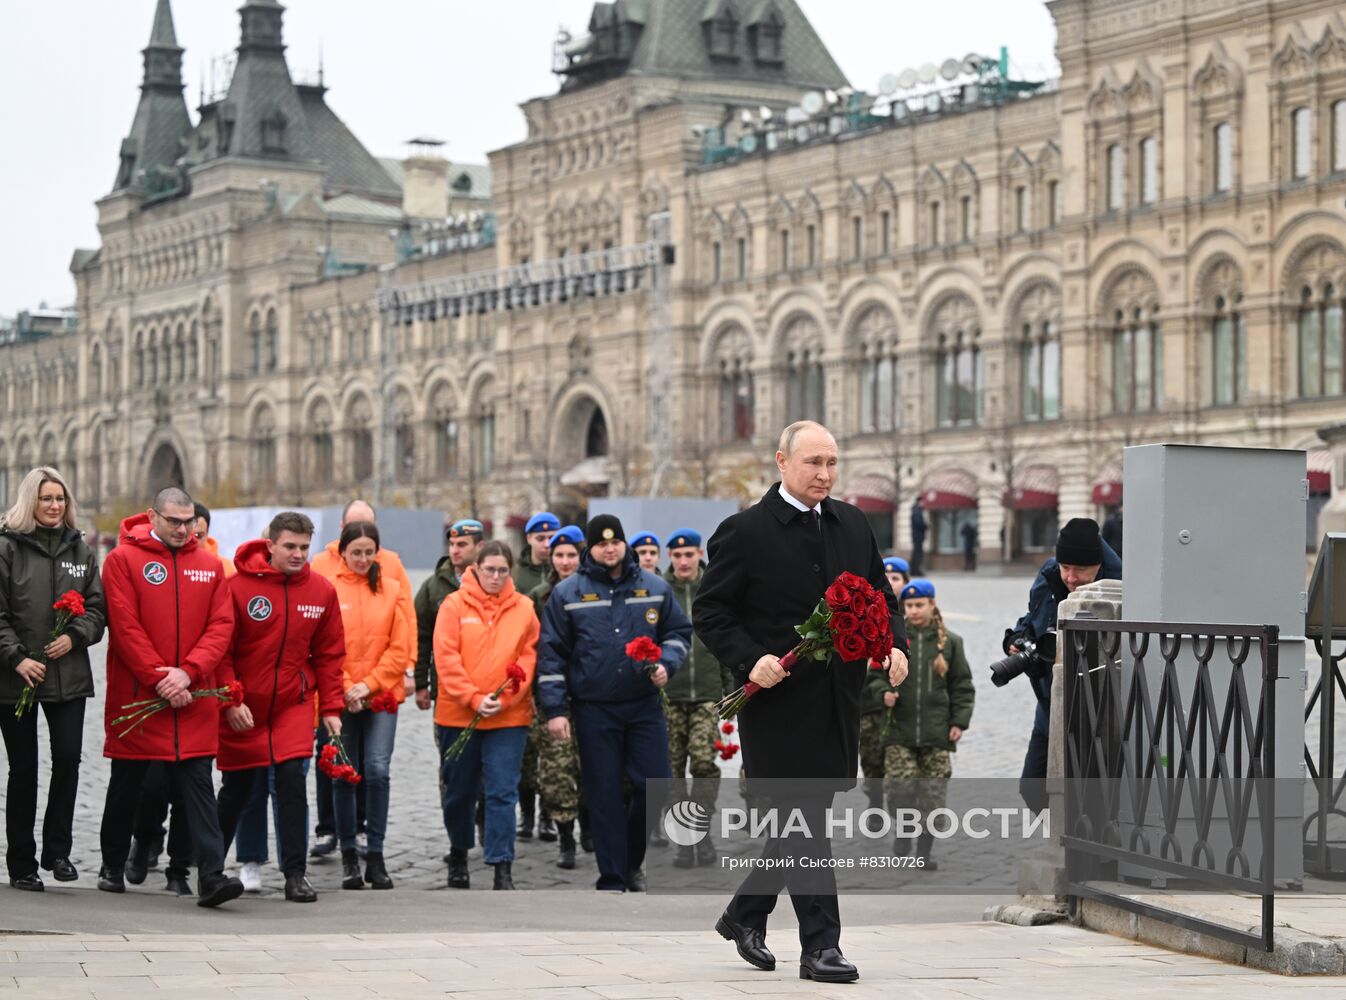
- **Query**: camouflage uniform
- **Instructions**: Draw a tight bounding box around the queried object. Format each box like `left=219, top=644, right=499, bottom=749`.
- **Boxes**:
left=664, top=701, right=721, bottom=809
left=529, top=579, right=582, bottom=824
left=882, top=744, right=953, bottom=818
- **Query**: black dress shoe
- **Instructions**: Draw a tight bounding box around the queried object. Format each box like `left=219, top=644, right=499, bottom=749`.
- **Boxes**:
left=715, top=913, right=775, bottom=971
left=197, top=872, right=244, bottom=908
left=625, top=867, right=646, bottom=892
left=284, top=874, right=317, bottom=902
left=125, top=838, right=149, bottom=884
left=447, top=848, right=469, bottom=889
left=97, top=867, right=124, bottom=894
left=164, top=873, right=193, bottom=896
left=9, top=872, right=44, bottom=892
left=800, top=947, right=859, bottom=983
left=45, top=858, right=78, bottom=882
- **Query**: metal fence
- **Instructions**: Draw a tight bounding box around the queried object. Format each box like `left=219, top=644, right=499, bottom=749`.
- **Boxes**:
left=1061, top=619, right=1279, bottom=952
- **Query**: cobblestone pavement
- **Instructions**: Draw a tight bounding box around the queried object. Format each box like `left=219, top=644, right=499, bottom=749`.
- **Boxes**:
left=3, top=571, right=1042, bottom=897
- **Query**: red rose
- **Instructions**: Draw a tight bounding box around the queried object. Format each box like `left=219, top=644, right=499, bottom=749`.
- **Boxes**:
left=824, top=582, right=851, bottom=610
left=860, top=619, right=880, bottom=642
left=836, top=631, right=867, bottom=661
left=836, top=572, right=866, bottom=592
left=866, top=602, right=888, bottom=623
left=830, top=611, right=859, bottom=637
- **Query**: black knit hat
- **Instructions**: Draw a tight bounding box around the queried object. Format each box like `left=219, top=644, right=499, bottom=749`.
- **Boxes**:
left=1055, top=518, right=1104, bottom=567
left=585, top=514, right=626, bottom=549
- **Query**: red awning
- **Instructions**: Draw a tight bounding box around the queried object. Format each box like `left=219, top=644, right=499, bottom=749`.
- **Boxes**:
left=920, top=468, right=978, bottom=511
left=1002, top=465, right=1059, bottom=511
left=1309, top=449, right=1331, bottom=495
left=1092, top=457, right=1123, bottom=507
left=841, top=474, right=897, bottom=514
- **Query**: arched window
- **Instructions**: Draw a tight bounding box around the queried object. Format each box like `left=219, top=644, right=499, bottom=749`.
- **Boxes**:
left=249, top=312, right=263, bottom=374
left=134, top=333, right=145, bottom=388
left=1299, top=284, right=1345, bottom=397
left=393, top=391, right=415, bottom=484
left=1107, top=143, right=1126, bottom=210
left=1021, top=321, right=1060, bottom=421
left=88, top=344, right=103, bottom=401
left=1292, top=107, right=1313, bottom=179
left=853, top=307, right=899, bottom=433
left=250, top=406, right=277, bottom=493
left=1211, top=295, right=1247, bottom=405
left=1139, top=135, right=1159, bottom=204
left=307, top=400, right=335, bottom=489
left=1334, top=100, right=1346, bottom=173
left=1213, top=122, right=1233, bottom=192
left=710, top=325, right=754, bottom=442
left=930, top=296, right=983, bottom=428
left=779, top=316, right=824, bottom=424
left=1112, top=307, right=1163, bottom=412
left=265, top=308, right=279, bottom=371
left=347, top=395, right=374, bottom=484
left=474, top=396, right=496, bottom=477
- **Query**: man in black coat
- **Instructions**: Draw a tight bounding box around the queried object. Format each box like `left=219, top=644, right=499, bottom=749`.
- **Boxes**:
left=694, top=421, right=909, bottom=984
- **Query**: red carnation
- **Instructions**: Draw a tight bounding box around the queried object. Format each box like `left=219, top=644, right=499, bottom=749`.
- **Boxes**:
left=836, top=631, right=867, bottom=661
left=320, top=744, right=338, bottom=764
left=830, top=611, right=859, bottom=638
left=506, top=662, right=527, bottom=695
left=625, top=636, right=662, bottom=663
left=721, top=721, right=735, bottom=735
left=53, top=590, right=86, bottom=617
left=226, top=680, right=245, bottom=707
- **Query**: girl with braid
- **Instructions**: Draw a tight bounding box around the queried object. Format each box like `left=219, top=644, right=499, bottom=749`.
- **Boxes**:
left=875, top=578, right=974, bottom=868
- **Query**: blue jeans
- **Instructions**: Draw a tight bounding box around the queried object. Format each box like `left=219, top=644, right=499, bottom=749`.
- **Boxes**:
left=334, top=710, right=396, bottom=853
left=234, top=761, right=312, bottom=866
left=437, top=724, right=528, bottom=864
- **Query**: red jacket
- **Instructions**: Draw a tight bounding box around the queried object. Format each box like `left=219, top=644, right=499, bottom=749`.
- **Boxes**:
left=218, top=539, right=346, bottom=771
left=102, top=513, right=235, bottom=761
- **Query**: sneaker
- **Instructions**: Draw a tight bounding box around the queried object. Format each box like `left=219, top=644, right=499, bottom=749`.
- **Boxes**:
left=239, top=861, right=262, bottom=893
left=309, top=834, right=337, bottom=858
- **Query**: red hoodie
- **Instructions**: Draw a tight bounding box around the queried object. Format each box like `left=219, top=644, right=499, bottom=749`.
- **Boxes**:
left=102, top=513, right=235, bottom=761
left=218, top=539, right=346, bottom=771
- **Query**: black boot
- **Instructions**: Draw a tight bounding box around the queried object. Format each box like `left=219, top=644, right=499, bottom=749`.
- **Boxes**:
left=517, top=796, right=535, bottom=840
left=125, top=837, right=149, bottom=885
left=341, top=849, right=363, bottom=890
left=97, top=866, right=124, bottom=894
left=493, top=861, right=515, bottom=890
left=556, top=821, right=576, bottom=870
left=538, top=815, right=558, bottom=842
left=447, top=847, right=469, bottom=889
left=164, top=868, right=192, bottom=896
left=673, top=845, right=695, bottom=868
left=579, top=808, right=594, bottom=853
left=284, top=873, right=317, bottom=902
left=695, top=835, right=718, bottom=867
left=364, top=852, right=393, bottom=890
left=915, top=832, right=938, bottom=871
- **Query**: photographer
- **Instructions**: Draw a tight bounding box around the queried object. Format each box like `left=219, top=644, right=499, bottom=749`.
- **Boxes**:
left=1000, top=518, right=1120, bottom=811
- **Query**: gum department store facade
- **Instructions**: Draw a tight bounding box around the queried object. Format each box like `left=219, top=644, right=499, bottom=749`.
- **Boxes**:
left=3, top=0, right=1345, bottom=564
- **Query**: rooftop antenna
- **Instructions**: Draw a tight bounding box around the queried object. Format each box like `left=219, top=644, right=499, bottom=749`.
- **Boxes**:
left=318, top=42, right=324, bottom=88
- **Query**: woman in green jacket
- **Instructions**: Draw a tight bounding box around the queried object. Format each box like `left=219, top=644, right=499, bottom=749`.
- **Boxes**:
left=869, top=578, right=973, bottom=869
left=0, top=467, right=107, bottom=891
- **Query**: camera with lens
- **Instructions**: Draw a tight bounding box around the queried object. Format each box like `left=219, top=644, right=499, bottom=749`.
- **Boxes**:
left=989, top=631, right=1056, bottom=688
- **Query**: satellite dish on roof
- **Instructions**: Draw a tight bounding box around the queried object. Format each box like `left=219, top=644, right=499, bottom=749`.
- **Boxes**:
left=941, top=58, right=961, bottom=80
left=918, top=63, right=938, bottom=84
left=962, top=53, right=983, bottom=74
left=801, top=91, right=825, bottom=115
left=739, top=134, right=758, bottom=154
left=878, top=73, right=899, bottom=96
left=897, top=68, right=918, bottom=89
left=785, top=106, right=808, bottom=124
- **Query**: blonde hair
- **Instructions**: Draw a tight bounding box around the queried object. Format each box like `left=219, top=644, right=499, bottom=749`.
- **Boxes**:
left=931, top=605, right=949, bottom=677
left=3, top=467, right=79, bottom=535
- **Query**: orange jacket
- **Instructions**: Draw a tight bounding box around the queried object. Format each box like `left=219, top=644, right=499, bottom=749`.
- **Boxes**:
left=313, top=541, right=413, bottom=670
left=202, top=536, right=236, bottom=578
left=433, top=567, right=538, bottom=730
left=331, top=569, right=412, bottom=703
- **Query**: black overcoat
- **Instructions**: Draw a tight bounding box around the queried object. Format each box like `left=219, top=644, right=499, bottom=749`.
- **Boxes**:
left=693, top=484, right=908, bottom=782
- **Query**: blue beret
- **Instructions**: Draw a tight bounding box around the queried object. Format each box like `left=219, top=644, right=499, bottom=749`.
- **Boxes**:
left=549, top=525, right=584, bottom=548
left=447, top=519, right=484, bottom=539
left=900, top=578, right=936, bottom=601
left=883, top=557, right=910, bottom=574
left=630, top=532, right=661, bottom=550
left=667, top=529, right=702, bottom=550
left=525, top=511, right=560, bottom=535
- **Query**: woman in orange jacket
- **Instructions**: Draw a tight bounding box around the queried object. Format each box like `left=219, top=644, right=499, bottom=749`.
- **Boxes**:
left=434, top=540, right=539, bottom=890
left=330, top=521, right=411, bottom=892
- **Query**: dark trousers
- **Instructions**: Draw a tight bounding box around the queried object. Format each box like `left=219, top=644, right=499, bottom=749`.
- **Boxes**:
left=963, top=548, right=977, bottom=572
left=132, top=763, right=194, bottom=877
left=314, top=729, right=365, bottom=837
left=572, top=696, right=671, bottom=891
left=0, top=698, right=85, bottom=879
left=725, top=795, right=842, bottom=953
left=100, top=757, right=225, bottom=883
left=910, top=540, right=925, bottom=577
left=217, top=759, right=308, bottom=877
left=1020, top=699, right=1050, bottom=813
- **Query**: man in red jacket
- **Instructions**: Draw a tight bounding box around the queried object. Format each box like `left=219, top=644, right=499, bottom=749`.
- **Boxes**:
left=216, top=512, right=345, bottom=903
left=98, top=488, right=242, bottom=907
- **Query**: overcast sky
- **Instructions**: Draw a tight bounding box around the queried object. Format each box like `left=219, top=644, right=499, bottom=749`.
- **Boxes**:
left=0, top=1, right=1058, bottom=315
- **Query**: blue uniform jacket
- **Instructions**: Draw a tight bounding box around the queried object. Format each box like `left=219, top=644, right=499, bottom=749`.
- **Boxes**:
left=1008, top=542, right=1122, bottom=732
left=535, top=550, right=692, bottom=718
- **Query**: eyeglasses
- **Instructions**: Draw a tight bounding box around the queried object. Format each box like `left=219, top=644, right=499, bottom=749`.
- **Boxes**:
left=38, top=495, right=67, bottom=505
left=153, top=510, right=196, bottom=530
left=477, top=566, right=511, bottom=577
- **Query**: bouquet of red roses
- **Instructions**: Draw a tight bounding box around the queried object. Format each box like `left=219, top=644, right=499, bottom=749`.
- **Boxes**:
left=625, top=636, right=669, bottom=709
left=318, top=735, right=361, bottom=785
left=715, top=571, right=894, bottom=720
left=15, top=590, right=87, bottom=719
left=111, top=679, right=245, bottom=738
left=442, top=663, right=528, bottom=762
